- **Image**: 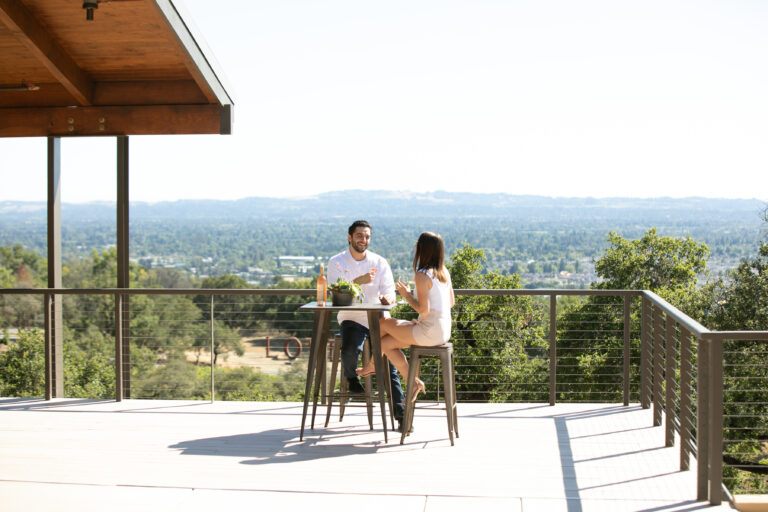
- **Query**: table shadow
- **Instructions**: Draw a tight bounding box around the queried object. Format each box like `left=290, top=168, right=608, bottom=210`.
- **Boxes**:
left=169, top=426, right=393, bottom=466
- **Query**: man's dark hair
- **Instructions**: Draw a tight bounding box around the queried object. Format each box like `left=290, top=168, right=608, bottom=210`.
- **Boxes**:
left=348, top=220, right=372, bottom=236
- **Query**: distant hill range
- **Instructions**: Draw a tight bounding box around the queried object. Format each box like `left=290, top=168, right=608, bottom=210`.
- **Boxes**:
left=1, top=191, right=765, bottom=224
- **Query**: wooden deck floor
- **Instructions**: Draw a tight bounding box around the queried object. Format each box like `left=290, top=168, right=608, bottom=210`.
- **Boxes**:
left=0, top=398, right=735, bottom=511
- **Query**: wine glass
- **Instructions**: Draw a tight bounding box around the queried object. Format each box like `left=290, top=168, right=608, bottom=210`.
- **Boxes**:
left=397, top=275, right=410, bottom=304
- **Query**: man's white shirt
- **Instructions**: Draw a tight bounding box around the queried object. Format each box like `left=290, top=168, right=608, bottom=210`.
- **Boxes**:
left=327, top=249, right=395, bottom=329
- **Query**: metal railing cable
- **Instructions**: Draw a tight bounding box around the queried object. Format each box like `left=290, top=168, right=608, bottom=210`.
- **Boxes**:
left=0, top=287, right=642, bottom=405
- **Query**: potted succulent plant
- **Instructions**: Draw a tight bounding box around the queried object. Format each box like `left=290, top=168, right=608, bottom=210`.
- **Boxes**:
left=329, top=277, right=364, bottom=306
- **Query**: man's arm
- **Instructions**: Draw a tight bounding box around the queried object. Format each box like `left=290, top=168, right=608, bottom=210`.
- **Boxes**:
left=327, top=256, right=341, bottom=284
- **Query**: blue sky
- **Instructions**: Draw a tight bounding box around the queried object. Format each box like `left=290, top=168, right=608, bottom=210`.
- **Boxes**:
left=1, top=0, right=767, bottom=203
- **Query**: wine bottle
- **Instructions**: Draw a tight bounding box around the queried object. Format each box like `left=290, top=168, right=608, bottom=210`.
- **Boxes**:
left=317, top=264, right=327, bottom=306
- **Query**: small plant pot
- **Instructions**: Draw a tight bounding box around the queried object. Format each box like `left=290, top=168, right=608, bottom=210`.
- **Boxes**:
left=331, top=290, right=354, bottom=306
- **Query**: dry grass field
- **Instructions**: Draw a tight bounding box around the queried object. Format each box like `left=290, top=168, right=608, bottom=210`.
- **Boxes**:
left=186, top=336, right=317, bottom=375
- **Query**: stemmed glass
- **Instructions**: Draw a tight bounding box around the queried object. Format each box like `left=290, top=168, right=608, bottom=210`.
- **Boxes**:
left=397, top=275, right=410, bottom=304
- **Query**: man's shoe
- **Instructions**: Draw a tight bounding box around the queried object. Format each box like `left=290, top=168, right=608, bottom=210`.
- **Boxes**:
left=397, top=420, right=413, bottom=435
left=347, top=377, right=365, bottom=394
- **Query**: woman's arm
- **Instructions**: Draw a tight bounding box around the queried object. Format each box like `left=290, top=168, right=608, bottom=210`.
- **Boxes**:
left=398, top=271, right=431, bottom=315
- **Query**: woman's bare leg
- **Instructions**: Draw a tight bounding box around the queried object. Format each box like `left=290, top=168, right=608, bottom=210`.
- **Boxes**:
left=380, top=317, right=419, bottom=347
left=358, top=317, right=417, bottom=376
left=381, top=335, right=409, bottom=379
left=379, top=317, right=414, bottom=338
left=381, top=334, right=426, bottom=401
left=363, top=329, right=426, bottom=401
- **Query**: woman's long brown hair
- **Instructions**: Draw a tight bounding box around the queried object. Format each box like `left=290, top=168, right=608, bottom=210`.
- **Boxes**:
left=413, top=232, right=449, bottom=283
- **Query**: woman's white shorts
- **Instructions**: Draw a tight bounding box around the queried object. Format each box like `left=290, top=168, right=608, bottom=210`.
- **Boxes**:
left=411, top=311, right=451, bottom=346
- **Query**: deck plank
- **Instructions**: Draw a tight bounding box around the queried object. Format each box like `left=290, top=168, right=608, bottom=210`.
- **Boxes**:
left=0, top=399, right=734, bottom=511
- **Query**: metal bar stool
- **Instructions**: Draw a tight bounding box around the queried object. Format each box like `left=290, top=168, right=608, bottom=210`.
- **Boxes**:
left=325, top=335, right=395, bottom=430
left=400, top=342, right=458, bottom=445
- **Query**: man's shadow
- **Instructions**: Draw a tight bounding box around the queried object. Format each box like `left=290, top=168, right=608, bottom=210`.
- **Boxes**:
left=169, top=425, right=392, bottom=466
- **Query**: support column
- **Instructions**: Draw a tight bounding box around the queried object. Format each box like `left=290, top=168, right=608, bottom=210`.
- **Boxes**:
left=47, top=136, right=64, bottom=398
left=549, top=294, right=556, bottom=406
left=117, top=136, right=130, bottom=397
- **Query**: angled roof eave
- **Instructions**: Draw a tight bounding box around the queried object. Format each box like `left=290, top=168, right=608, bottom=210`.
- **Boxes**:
left=154, top=0, right=234, bottom=109
left=0, top=0, right=235, bottom=137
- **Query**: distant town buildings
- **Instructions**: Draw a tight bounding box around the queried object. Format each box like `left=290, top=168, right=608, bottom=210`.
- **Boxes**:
left=132, top=254, right=324, bottom=286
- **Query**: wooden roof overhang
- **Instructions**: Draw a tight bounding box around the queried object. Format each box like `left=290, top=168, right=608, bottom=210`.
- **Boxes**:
left=0, top=0, right=233, bottom=137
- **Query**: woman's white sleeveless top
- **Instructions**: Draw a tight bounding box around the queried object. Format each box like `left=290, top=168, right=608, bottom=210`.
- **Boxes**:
left=413, top=269, right=452, bottom=343
left=419, top=269, right=450, bottom=315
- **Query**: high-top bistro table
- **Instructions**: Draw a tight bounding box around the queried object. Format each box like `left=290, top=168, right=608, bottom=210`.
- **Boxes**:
left=299, top=301, right=394, bottom=442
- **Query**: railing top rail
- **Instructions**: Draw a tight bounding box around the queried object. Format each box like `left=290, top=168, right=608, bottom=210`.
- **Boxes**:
left=642, top=290, right=710, bottom=337
left=706, top=331, right=768, bottom=342
left=455, top=289, right=642, bottom=297
left=0, top=288, right=315, bottom=296
left=0, top=287, right=642, bottom=297
left=5, top=287, right=763, bottom=343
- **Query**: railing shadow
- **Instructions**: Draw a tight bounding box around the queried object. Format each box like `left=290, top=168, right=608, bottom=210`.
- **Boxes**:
left=634, top=500, right=720, bottom=512
left=0, top=398, right=306, bottom=415
left=555, top=416, right=582, bottom=512
left=0, top=397, right=115, bottom=411
left=462, top=403, right=642, bottom=420
left=550, top=404, right=694, bottom=512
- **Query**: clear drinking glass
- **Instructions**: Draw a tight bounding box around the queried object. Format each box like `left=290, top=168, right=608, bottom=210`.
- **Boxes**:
left=397, top=275, right=410, bottom=304
left=398, top=274, right=408, bottom=286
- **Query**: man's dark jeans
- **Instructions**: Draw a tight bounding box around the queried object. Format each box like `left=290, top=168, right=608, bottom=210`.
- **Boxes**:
left=340, top=320, right=405, bottom=421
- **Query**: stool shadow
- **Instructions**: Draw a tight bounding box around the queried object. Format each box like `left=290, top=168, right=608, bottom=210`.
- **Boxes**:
left=169, top=426, right=389, bottom=466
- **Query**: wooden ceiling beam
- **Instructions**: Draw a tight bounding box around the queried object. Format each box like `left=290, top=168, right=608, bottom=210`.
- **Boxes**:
left=0, top=0, right=93, bottom=106
left=94, top=80, right=209, bottom=106
left=0, top=80, right=209, bottom=108
left=0, top=104, right=232, bottom=137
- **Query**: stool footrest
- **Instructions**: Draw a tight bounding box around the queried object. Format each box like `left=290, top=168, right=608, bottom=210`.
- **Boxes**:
left=401, top=342, right=458, bottom=446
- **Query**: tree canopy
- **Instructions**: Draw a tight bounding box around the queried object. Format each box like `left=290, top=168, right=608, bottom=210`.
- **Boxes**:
left=594, top=228, right=709, bottom=291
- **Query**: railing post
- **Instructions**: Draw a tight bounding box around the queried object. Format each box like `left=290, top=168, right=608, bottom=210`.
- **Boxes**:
left=210, top=295, right=215, bottom=403
left=679, top=326, right=692, bottom=471
left=44, top=293, right=53, bottom=401
left=640, top=296, right=651, bottom=409
left=653, top=307, right=664, bottom=427
left=665, top=314, right=676, bottom=447
left=549, top=294, right=557, bottom=406
left=623, top=295, right=631, bottom=406
left=708, top=336, right=724, bottom=505
left=697, top=336, right=711, bottom=501
left=115, top=293, right=123, bottom=401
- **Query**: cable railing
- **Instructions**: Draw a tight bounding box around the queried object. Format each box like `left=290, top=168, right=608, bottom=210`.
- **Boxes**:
left=1, top=287, right=768, bottom=506
left=0, top=288, right=642, bottom=404
left=721, top=337, right=768, bottom=495
left=641, top=291, right=768, bottom=506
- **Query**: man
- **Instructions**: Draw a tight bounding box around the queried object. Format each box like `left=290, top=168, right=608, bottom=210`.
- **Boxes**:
left=328, top=220, right=407, bottom=431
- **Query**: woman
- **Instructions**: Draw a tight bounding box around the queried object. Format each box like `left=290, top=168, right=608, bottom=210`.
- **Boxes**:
left=357, top=231, right=454, bottom=402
